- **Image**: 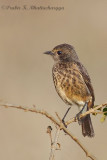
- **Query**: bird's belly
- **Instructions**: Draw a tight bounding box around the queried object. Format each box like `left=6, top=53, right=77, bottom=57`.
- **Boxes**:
left=56, top=82, right=86, bottom=107
left=57, top=86, right=73, bottom=105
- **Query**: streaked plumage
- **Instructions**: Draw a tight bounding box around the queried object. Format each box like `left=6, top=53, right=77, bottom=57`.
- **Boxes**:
left=44, top=43, right=95, bottom=137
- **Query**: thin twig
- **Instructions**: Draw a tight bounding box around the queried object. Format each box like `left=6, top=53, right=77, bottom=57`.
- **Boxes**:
left=61, top=127, right=96, bottom=160
left=96, top=111, right=107, bottom=114
left=55, top=112, right=62, bottom=122
left=47, top=126, right=53, bottom=145
left=49, top=127, right=61, bottom=160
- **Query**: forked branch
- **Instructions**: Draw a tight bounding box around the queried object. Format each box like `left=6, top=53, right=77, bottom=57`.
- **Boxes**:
left=0, top=102, right=107, bottom=160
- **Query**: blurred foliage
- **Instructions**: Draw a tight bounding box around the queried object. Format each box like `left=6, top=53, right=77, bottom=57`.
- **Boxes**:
left=92, top=105, right=107, bottom=122
left=100, top=106, right=107, bottom=123
left=103, top=107, right=107, bottom=116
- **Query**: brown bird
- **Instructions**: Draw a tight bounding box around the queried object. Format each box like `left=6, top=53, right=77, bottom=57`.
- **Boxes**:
left=44, top=43, right=95, bottom=137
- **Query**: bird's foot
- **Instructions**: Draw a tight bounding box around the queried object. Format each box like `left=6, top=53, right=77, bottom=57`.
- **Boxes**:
left=62, top=118, right=67, bottom=128
left=75, top=112, right=82, bottom=125
left=75, top=102, right=88, bottom=125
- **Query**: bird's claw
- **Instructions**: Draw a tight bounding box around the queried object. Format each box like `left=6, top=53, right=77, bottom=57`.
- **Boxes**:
left=75, top=113, right=82, bottom=125
left=62, top=119, right=67, bottom=128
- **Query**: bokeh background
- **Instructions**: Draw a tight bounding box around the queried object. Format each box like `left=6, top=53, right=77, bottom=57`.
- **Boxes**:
left=0, top=0, right=107, bottom=160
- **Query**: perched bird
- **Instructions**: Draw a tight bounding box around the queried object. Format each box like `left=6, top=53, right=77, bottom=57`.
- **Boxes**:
left=44, top=43, right=95, bottom=137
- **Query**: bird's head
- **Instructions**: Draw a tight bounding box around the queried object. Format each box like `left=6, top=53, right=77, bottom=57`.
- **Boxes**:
left=44, top=43, right=79, bottom=63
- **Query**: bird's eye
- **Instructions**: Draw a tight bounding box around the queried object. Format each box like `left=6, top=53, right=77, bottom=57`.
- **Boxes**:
left=57, top=51, right=62, bottom=55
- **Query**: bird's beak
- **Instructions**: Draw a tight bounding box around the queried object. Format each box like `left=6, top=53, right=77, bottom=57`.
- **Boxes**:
left=44, top=51, right=53, bottom=55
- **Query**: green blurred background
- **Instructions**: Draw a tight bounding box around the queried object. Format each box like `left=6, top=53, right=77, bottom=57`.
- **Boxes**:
left=0, top=0, right=107, bottom=160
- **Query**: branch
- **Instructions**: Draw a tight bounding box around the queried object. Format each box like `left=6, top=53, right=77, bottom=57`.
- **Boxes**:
left=1, top=103, right=60, bottom=126
left=0, top=103, right=106, bottom=160
left=66, top=103, right=107, bottom=126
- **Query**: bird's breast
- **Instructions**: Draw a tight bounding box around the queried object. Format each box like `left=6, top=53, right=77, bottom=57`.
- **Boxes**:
left=52, top=67, right=74, bottom=105
left=52, top=63, right=92, bottom=106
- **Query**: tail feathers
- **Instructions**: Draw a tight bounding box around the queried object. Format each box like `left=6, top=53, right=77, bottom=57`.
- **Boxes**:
left=81, top=114, right=94, bottom=137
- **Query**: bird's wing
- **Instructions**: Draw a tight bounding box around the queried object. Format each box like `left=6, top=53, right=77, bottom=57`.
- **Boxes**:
left=76, top=62, right=95, bottom=107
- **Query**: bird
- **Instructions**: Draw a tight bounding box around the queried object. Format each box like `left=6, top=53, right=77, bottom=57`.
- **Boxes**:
left=44, top=43, right=95, bottom=137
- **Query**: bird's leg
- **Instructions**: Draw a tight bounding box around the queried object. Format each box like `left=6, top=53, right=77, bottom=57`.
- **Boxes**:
left=62, top=107, right=71, bottom=128
left=75, top=102, right=88, bottom=125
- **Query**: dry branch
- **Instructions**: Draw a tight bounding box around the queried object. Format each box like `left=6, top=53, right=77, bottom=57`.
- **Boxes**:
left=0, top=102, right=106, bottom=160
